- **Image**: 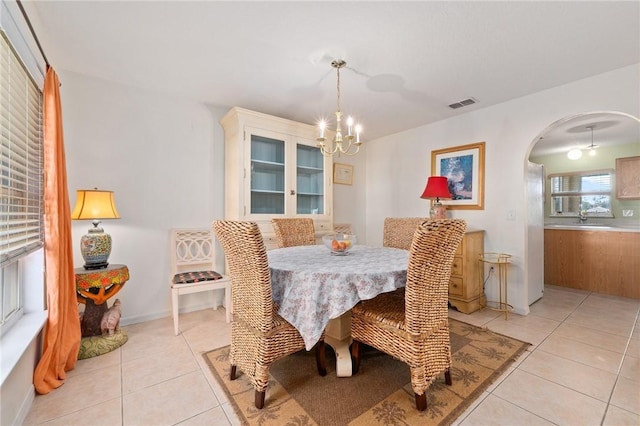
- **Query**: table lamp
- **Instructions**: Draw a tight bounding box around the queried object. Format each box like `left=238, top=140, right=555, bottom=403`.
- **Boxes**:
left=420, top=176, right=452, bottom=219
left=71, top=188, right=120, bottom=269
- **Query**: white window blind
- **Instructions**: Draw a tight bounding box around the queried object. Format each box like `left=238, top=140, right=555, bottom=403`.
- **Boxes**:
left=0, top=30, right=43, bottom=268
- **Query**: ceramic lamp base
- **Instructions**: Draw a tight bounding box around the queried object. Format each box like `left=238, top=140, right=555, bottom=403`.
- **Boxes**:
left=80, top=228, right=112, bottom=270
left=429, top=203, right=448, bottom=220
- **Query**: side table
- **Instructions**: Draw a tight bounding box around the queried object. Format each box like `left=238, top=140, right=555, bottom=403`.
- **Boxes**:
left=75, top=264, right=130, bottom=359
left=478, top=253, right=513, bottom=319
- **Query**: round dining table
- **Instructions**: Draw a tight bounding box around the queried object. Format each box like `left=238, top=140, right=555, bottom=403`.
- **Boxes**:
left=268, top=244, right=408, bottom=376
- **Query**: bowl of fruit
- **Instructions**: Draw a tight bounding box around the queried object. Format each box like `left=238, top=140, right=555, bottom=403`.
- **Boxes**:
left=322, top=233, right=357, bottom=255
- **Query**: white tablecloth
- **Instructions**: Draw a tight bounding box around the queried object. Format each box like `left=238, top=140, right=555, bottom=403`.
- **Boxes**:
left=268, top=245, right=409, bottom=350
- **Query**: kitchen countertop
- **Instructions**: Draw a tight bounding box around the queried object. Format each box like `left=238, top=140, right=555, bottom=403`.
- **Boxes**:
left=544, top=223, right=640, bottom=233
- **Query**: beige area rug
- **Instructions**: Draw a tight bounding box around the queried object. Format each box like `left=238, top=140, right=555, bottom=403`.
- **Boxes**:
left=203, top=319, right=530, bottom=426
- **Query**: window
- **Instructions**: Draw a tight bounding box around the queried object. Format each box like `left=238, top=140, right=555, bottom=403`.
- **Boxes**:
left=0, top=30, right=44, bottom=334
left=548, top=169, right=614, bottom=218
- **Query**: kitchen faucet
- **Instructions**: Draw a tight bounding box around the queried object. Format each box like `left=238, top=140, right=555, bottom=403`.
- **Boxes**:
left=578, top=210, right=588, bottom=223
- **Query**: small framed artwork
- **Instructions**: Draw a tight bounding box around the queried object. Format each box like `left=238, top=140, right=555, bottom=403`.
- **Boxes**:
left=333, top=163, right=354, bottom=185
left=431, top=142, right=485, bottom=210
left=615, top=156, right=640, bottom=199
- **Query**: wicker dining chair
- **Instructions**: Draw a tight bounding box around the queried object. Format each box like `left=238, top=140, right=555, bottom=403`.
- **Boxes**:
left=382, top=217, right=429, bottom=250
left=272, top=218, right=316, bottom=248
left=212, top=220, right=327, bottom=409
left=351, top=218, right=467, bottom=411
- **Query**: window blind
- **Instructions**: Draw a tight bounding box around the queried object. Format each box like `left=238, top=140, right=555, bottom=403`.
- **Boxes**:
left=0, top=31, right=43, bottom=268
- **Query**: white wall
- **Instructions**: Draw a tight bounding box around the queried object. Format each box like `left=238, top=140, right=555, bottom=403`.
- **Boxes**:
left=364, top=64, right=640, bottom=315
left=61, top=70, right=229, bottom=324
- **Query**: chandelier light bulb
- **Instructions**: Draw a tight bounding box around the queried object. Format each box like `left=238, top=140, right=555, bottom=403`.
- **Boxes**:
left=316, top=59, right=363, bottom=157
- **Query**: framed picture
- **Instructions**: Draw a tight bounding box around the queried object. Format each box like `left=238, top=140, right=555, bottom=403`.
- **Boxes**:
left=431, top=142, right=485, bottom=210
left=333, top=163, right=354, bottom=185
left=616, top=156, right=640, bottom=199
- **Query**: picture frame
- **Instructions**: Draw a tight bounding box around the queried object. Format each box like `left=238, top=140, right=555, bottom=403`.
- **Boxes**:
left=431, top=142, right=485, bottom=210
left=333, top=163, right=354, bottom=185
left=615, top=156, right=640, bottom=199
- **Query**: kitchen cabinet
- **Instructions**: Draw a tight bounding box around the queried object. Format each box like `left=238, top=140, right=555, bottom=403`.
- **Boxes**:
left=221, top=107, right=333, bottom=248
left=448, top=230, right=484, bottom=314
left=544, top=229, right=640, bottom=299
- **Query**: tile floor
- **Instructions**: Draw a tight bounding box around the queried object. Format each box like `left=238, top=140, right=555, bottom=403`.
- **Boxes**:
left=24, top=284, right=639, bottom=425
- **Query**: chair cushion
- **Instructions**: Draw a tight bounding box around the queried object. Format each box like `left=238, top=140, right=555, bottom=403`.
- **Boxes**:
left=172, top=270, right=223, bottom=284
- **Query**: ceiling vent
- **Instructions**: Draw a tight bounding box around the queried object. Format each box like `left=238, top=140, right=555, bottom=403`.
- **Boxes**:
left=448, top=97, right=477, bottom=109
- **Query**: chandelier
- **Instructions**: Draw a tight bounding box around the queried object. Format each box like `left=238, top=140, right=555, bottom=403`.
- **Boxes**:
left=317, top=60, right=363, bottom=156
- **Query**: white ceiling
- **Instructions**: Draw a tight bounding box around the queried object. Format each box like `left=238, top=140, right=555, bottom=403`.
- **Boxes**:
left=25, top=1, right=640, bottom=155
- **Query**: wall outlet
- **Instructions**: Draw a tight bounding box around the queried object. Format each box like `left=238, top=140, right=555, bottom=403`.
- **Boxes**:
left=622, top=209, right=634, bottom=217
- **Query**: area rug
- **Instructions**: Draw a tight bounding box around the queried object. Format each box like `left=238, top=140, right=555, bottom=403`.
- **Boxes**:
left=203, top=319, right=530, bottom=425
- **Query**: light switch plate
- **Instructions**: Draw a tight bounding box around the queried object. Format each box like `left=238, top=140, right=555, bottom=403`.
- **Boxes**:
left=622, top=209, right=634, bottom=217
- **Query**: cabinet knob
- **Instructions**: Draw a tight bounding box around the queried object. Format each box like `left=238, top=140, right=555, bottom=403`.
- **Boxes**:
left=290, top=190, right=296, bottom=195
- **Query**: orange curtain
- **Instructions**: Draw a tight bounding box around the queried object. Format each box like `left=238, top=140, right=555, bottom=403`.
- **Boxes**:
left=33, top=67, right=81, bottom=394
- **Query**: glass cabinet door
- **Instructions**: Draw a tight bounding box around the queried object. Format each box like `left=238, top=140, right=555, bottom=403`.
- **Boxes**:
left=296, top=144, right=324, bottom=214
left=250, top=135, right=285, bottom=214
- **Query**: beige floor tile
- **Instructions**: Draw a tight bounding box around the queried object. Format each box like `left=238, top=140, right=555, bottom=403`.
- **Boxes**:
left=449, top=308, right=501, bottom=327
left=603, top=405, right=640, bottom=426
left=484, top=319, right=551, bottom=347
left=566, top=309, right=636, bottom=337
left=489, top=312, right=560, bottom=335
left=123, top=370, right=220, bottom=426
left=619, top=354, right=639, bottom=381
left=610, top=376, right=640, bottom=415
left=120, top=326, right=191, bottom=363
left=581, top=293, right=640, bottom=312
left=25, top=364, right=122, bottom=424
left=627, top=337, right=640, bottom=355
left=67, top=347, right=122, bottom=378
left=220, top=402, right=242, bottom=426
left=451, top=391, right=490, bottom=426
left=122, top=341, right=200, bottom=394
left=537, top=334, right=623, bottom=373
left=552, top=322, right=630, bottom=354
left=31, top=398, right=122, bottom=426
left=177, top=406, right=231, bottom=425
left=528, top=301, right=574, bottom=322
left=459, top=394, right=554, bottom=425
left=493, top=369, right=607, bottom=425
left=518, top=349, right=617, bottom=401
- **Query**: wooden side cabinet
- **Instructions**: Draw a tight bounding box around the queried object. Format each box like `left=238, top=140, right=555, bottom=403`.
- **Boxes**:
left=448, top=230, right=484, bottom=314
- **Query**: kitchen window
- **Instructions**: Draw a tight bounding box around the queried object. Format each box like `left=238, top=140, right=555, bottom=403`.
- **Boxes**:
left=548, top=169, right=614, bottom=218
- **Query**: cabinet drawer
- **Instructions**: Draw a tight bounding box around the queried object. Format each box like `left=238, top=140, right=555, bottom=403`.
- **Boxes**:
left=449, top=276, right=464, bottom=296
left=450, top=256, right=463, bottom=275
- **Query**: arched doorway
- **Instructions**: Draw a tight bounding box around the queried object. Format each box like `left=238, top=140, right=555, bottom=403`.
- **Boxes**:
left=524, top=111, right=640, bottom=303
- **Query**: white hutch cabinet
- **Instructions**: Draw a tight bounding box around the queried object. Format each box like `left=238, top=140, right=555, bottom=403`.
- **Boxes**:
left=220, top=107, right=333, bottom=249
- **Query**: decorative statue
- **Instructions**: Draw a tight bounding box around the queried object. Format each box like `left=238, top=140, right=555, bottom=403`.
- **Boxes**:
left=101, top=298, right=122, bottom=335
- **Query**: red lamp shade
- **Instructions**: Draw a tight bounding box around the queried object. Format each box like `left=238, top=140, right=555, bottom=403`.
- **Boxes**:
left=420, top=176, right=451, bottom=201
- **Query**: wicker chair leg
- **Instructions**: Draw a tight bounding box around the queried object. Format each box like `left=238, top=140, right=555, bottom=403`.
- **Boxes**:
left=415, top=392, right=427, bottom=411
left=230, top=365, right=237, bottom=381
left=316, top=340, right=327, bottom=376
left=445, top=368, right=452, bottom=385
left=351, top=340, right=361, bottom=374
left=255, top=390, right=266, bottom=409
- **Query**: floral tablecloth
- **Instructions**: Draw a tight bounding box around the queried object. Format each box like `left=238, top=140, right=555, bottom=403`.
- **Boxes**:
left=268, top=245, right=408, bottom=350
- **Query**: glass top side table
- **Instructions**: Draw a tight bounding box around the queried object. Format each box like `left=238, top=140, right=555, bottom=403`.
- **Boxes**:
left=478, top=253, right=513, bottom=319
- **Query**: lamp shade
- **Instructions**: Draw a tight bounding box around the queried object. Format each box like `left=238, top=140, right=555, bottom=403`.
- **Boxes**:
left=420, top=176, right=451, bottom=200
left=71, top=189, right=120, bottom=270
left=71, top=189, right=120, bottom=220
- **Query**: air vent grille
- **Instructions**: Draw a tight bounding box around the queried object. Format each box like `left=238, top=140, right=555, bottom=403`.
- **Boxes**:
left=448, top=97, right=477, bottom=109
